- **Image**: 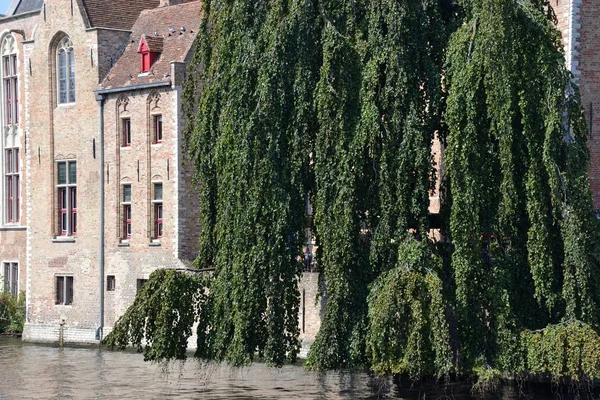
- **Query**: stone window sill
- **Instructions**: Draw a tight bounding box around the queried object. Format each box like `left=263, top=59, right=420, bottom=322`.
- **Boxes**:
left=52, top=237, right=76, bottom=243
left=149, top=241, right=161, bottom=247
left=0, top=225, right=26, bottom=231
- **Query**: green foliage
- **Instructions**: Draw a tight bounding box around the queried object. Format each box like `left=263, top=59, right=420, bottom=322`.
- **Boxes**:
left=521, top=321, right=600, bottom=383
left=0, top=291, right=25, bottom=334
left=445, top=0, right=600, bottom=374
left=102, top=269, right=207, bottom=362
left=108, top=0, right=600, bottom=385
left=366, top=238, right=452, bottom=378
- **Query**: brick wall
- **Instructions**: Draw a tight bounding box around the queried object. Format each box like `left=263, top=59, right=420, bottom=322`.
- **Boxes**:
left=25, top=0, right=107, bottom=333
left=554, top=0, right=600, bottom=209
left=0, top=14, right=40, bottom=302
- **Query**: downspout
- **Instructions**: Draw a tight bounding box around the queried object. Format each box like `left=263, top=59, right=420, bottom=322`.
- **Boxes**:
left=95, top=93, right=105, bottom=341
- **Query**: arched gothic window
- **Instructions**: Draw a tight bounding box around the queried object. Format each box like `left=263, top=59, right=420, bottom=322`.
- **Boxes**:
left=1, top=34, right=19, bottom=224
left=57, top=36, right=75, bottom=104
left=1, top=35, right=17, bottom=125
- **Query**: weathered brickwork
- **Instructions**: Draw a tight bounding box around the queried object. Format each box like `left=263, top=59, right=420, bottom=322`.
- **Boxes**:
left=554, top=0, right=600, bottom=209
left=0, top=12, right=39, bottom=303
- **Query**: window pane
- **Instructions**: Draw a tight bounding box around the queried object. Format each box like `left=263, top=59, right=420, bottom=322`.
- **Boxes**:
left=56, top=276, right=64, bottom=304
left=14, top=149, right=18, bottom=172
left=58, top=50, right=67, bottom=104
left=13, top=77, right=18, bottom=124
left=6, top=149, right=12, bottom=173
left=154, top=183, right=162, bottom=201
left=123, top=185, right=131, bottom=202
left=3, top=263, right=9, bottom=293
left=66, top=276, right=73, bottom=305
left=15, top=175, right=19, bottom=222
left=154, top=115, right=162, bottom=142
left=3, top=56, right=9, bottom=77
left=11, top=264, right=17, bottom=296
left=68, top=162, right=76, bottom=184
left=11, top=55, right=16, bottom=77
left=58, top=162, right=66, bottom=184
left=68, top=49, right=75, bottom=102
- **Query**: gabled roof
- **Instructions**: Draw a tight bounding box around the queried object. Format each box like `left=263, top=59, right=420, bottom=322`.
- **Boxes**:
left=138, top=35, right=164, bottom=53
left=6, top=0, right=43, bottom=17
left=100, top=1, right=201, bottom=90
left=76, top=0, right=161, bottom=30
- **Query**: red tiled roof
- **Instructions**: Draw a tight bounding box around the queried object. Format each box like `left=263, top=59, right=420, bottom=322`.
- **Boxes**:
left=78, top=0, right=161, bottom=30
left=99, top=1, right=201, bottom=90
left=141, top=36, right=164, bottom=53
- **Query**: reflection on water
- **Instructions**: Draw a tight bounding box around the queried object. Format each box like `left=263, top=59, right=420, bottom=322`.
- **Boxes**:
left=0, top=337, right=596, bottom=399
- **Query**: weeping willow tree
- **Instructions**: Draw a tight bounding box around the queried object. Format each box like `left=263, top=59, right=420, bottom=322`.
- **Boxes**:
left=445, top=0, right=600, bottom=378
left=104, top=0, right=600, bottom=381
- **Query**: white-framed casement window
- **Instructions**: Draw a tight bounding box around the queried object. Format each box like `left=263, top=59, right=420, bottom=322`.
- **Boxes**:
left=122, top=117, right=131, bottom=147
left=5, top=148, right=19, bottom=223
left=57, top=36, right=75, bottom=104
left=122, top=184, right=132, bottom=239
left=57, top=161, right=77, bottom=236
left=55, top=275, right=73, bottom=305
left=2, top=43, right=18, bottom=125
left=152, top=115, right=162, bottom=144
left=1, top=35, right=20, bottom=226
left=2, top=262, right=17, bottom=296
left=152, top=182, right=163, bottom=239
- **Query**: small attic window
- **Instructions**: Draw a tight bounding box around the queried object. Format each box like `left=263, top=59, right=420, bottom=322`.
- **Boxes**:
left=138, top=35, right=162, bottom=73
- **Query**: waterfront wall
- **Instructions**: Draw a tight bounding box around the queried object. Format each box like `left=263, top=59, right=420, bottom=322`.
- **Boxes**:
left=23, top=271, right=325, bottom=351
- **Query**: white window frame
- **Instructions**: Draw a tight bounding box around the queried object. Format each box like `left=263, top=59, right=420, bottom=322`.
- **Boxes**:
left=55, top=275, right=73, bottom=305
left=0, top=35, right=20, bottom=226
left=152, top=114, right=162, bottom=144
left=4, top=148, right=19, bottom=224
left=57, top=160, right=77, bottom=237
left=2, top=261, right=18, bottom=297
left=57, top=36, right=75, bottom=104
left=122, top=183, right=132, bottom=240
left=152, top=182, right=163, bottom=240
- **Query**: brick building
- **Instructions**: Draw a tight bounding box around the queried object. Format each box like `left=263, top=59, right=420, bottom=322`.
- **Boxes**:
left=554, top=0, right=600, bottom=210
left=0, top=0, right=205, bottom=343
left=1, top=0, right=594, bottom=348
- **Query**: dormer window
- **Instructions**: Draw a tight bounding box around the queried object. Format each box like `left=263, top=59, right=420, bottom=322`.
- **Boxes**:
left=137, top=35, right=162, bottom=74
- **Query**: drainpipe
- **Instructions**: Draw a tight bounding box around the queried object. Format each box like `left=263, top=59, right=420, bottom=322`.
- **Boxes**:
left=95, top=93, right=105, bottom=341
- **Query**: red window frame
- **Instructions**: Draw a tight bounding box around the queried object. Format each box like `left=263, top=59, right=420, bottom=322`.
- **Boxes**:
left=5, top=148, right=20, bottom=224
left=124, top=204, right=132, bottom=238
left=154, top=203, right=163, bottom=238
left=153, top=115, right=162, bottom=144
left=70, top=188, right=77, bottom=234
left=122, top=118, right=131, bottom=147
left=57, top=161, right=76, bottom=236
left=3, top=54, right=17, bottom=125
left=59, top=187, right=67, bottom=235
left=141, top=52, right=150, bottom=73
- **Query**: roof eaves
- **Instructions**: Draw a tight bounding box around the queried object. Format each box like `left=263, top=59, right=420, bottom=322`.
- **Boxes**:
left=96, top=80, right=171, bottom=95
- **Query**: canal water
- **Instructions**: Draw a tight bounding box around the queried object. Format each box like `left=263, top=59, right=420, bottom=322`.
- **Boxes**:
left=0, top=336, right=594, bottom=399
